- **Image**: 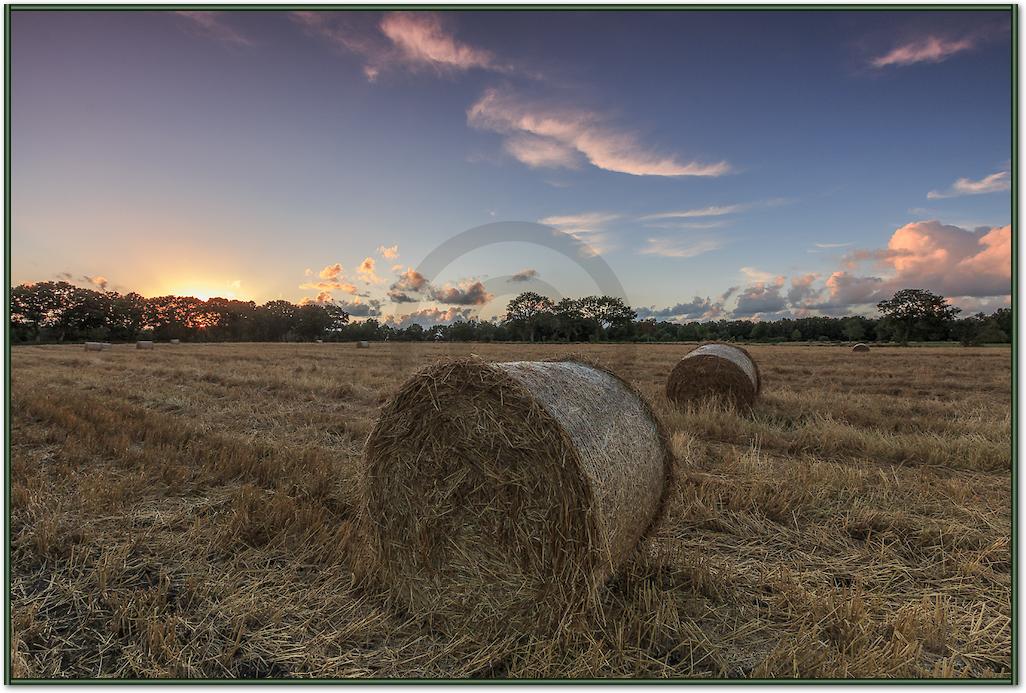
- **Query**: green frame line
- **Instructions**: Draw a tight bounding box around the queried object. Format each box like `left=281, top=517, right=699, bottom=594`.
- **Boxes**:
left=3, top=3, right=1017, bottom=684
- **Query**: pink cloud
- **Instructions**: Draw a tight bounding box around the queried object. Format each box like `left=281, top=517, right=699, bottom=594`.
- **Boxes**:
left=293, top=11, right=510, bottom=82
left=928, top=170, right=1010, bottom=199
left=377, top=244, right=399, bottom=260
left=357, top=257, right=382, bottom=284
left=379, top=13, right=499, bottom=73
left=468, top=88, right=730, bottom=177
left=870, top=35, right=975, bottom=68
left=319, top=263, right=343, bottom=280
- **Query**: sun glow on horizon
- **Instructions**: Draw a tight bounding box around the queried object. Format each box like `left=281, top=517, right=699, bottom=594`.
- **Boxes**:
left=162, top=279, right=246, bottom=302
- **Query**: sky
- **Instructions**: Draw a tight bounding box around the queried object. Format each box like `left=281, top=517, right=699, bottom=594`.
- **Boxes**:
left=10, top=9, right=1013, bottom=326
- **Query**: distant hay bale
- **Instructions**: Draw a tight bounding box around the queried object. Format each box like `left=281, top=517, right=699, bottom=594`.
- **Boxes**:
left=357, top=341, right=370, bottom=349
left=852, top=343, right=870, bottom=352
left=361, top=357, right=672, bottom=634
left=84, top=342, right=105, bottom=352
left=315, top=339, right=323, bottom=344
left=666, top=343, right=761, bottom=408
left=136, top=341, right=154, bottom=350
left=101, top=343, right=112, bottom=349
left=170, top=339, right=180, bottom=345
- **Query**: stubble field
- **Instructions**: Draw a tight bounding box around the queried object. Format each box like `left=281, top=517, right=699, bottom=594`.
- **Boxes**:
left=8, top=342, right=1013, bottom=679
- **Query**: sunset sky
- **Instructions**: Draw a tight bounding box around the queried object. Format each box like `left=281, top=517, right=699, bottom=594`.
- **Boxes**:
left=11, top=9, right=1013, bottom=326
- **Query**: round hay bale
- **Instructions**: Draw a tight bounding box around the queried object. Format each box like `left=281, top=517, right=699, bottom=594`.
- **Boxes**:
left=665, top=343, right=761, bottom=408
left=357, top=341, right=370, bottom=349
left=851, top=343, right=870, bottom=352
left=136, top=340, right=154, bottom=350
left=169, top=339, right=180, bottom=345
left=84, top=342, right=105, bottom=352
left=361, top=357, right=672, bottom=634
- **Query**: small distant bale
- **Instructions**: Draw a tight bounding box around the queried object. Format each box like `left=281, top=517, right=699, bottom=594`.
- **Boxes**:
left=170, top=339, right=180, bottom=345
left=315, top=339, right=323, bottom=344
left=666, top=343, right=761, bottom=408
left=136, top=341, right=155, bottom=350
left=357, top=341, right=370, bottom=349
left=102, top=342, right=112, bottom=349
left=852, top=343, right=870, bottom=353
left=84, top=342, right=105, bottom=352
left=361, top=357, right=672, bottom=635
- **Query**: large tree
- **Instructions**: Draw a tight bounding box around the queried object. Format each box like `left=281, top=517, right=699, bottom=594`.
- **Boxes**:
left=876, top=289, right=960, bottom=345
left=504, top=292, right=555, bottom=342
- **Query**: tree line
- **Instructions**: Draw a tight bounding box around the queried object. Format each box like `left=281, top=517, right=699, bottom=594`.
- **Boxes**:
left=9, top=282, right=1011, bottom=346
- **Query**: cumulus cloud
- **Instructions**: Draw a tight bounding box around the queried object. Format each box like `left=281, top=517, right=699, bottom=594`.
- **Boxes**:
left=300, top=279, right=360, bottom=295
left=176, top=11, right=254, bottom=46
left=810, top=221, right=1010, bottom=312
left=319, top=263, right=343, bottom=280
left=387, top=291, right=418, bottom=303
left=293, top=11, right=511, bottom=82
left=468, top=87, right=730, bottom=177
left=377, top=244, right=399, bottom=260
left=335, top=297, right=383, bottom=317
left=430, top=280, right=493, bottom=306
left=390, top=267, right=429, bottom=292
left=787, top=273, right=821, bottom=305
left=357, top=257, right=382, bottom=284
left=927, top=170, right=1010, bottom=199
left=733, top=276, right=787, bottom=317
left=639, top=237, right=723, bottom=259
left=300, top=263, right=359, bottom=296
left=509, top=268, right=539, bottom=283
left=385, top=306, right=474, bottom=328
left=870, top=34, right=975, bottom=68
left=636, top=297, right=719, bottom=321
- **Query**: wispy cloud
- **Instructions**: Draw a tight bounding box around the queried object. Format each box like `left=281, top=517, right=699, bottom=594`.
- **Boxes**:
left=870, top=34, right=975, bottom=68
left=927, top=170, right=1010, bottom=199
left=539, top=212, right=620, bottom=255
left=640, top=204, right=746, bottom=221
left=814, top=242, right=853, bottom=249
left=468, top=87, right=730, bottom=177
left=176, top=11, right=254, bottom=46
left=293, top=11, right=512, bottom=81
left=639, top=237, right=722, bottom=258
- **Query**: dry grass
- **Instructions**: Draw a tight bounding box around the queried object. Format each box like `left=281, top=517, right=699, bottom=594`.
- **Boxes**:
left=9, top=342, right=1012, bottom=679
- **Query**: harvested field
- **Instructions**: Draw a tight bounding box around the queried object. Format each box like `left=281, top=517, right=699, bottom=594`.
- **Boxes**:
left=9, top=342, right=1012, bottom=679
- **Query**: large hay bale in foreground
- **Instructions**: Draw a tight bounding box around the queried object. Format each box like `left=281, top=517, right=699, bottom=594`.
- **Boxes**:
left=136, top=341, right=154, bottom=350
left=666, top=343, right=761, bottom=408
left=361, top=357, right=672, bottom=633
left=852, top=343, right=870, bottom=352
left=84, top=342, right=105, bottom=352
left=357, top=341, right=369, bottom=349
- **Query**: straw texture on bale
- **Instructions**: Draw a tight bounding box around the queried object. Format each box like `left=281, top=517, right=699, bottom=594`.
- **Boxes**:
left=357, top=341, right=370, bottom=348
left=666, top=343, right=761, bottom=408
left=136, top=341, right=155, bottom=350
left=360, top=357, right=672, bottom=635
left=852, top=343, right=870, bottom=352
left=83, top=342, right=105, bottom=352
